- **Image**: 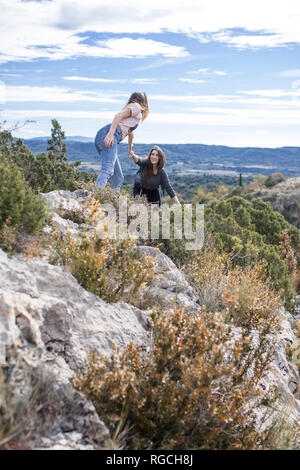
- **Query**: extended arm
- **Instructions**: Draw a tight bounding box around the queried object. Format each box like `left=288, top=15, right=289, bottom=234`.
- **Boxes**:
left=128, top=132, right=134, bottom=154
left=171, top=195, right=180, bottom=204
left=104, top=106, right=131, bottom=148
left=128, top=151, right=147, bottom=168
left=161, top=170, right=180, bottom=204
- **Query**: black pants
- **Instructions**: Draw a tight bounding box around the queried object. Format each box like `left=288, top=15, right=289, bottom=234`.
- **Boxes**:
left=133, top=182, right=161, bottom=206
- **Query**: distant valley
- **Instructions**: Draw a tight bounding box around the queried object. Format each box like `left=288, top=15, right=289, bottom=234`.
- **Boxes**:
left=23, top=137, right=300, bottom=178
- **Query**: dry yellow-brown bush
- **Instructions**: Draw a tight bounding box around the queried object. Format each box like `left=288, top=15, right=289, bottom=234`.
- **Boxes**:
left=50, top=230, right=156, bottom=305
left=74, top=304, right=277, bottom=450
left=184, top=240, right=282, bottom=330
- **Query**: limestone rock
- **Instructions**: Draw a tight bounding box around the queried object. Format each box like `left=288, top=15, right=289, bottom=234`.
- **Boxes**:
left=1, top=186, right=300, bottom=448
left=39, top=189, right=90, bottom=213
left=138, top=245, right=199, bottom=311
left=255, top=308, right=300, bottom=428
left=39, top=189, right=92, bottom=241
left=0, top=247, right=151, bottom=449
left=39, top=190, right=200, bottom=313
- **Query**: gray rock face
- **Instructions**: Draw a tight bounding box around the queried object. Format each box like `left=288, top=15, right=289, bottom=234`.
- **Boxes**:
left=39, top=189, right=90, bottom=213
left=1, top=188, right=300, bottom=449
left=0, top=247, right=152, bottom=449
left=245, top=177, right=300, bottom=229
left=138, top=245, right=199, bottom=311
left=39, top=189, right=91, bottom=240
left=260, top=309, right=300, bottom=425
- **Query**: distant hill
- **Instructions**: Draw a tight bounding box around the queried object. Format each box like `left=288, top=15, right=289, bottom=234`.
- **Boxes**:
left=25, top=136, right=94, bottom=143
left=22, top=137, right=300, bottom=177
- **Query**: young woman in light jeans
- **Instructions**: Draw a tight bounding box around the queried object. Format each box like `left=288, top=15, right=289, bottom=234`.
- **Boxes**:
left=94, top=92, right=149, bottom=190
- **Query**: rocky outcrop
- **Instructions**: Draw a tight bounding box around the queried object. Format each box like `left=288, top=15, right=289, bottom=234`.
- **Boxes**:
left=0, top=247, right=152, bottom=449
left=259, top=308, right=300, bottom=426
left=40, top=189, right=91, bottom=240
left=139, top=245, right=199, bottom=311
left=39, top=189, right=90, bottom=214
left=1, top=188, right=300, bottom=449
left=39, top=189, right=200, bottom=312
left=245, top=177, right=300, bottom=229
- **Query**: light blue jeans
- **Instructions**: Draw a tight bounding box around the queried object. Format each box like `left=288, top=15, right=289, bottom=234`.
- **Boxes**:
left=94, top=124, right=124, bottom=189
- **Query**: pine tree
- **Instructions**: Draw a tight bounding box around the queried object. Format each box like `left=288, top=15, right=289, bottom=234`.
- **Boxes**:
left=0, top=155, right=46, bottom=234
left=0, top=124, right=91, bottom=194
left=47, top=119, right=67, bottom=163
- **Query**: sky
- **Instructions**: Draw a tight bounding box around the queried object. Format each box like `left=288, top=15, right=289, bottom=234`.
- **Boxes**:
left=1, top=0, right=300, bottom=147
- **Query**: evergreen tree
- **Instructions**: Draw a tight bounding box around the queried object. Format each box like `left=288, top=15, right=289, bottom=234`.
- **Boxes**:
left=47, top=119, right=67, bottom=163
left=0, top=154, right=46, bottom=234
left=0, top=122, right=91, bottom=193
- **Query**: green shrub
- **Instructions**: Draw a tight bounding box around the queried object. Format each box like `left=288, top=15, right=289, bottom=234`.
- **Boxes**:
left=144, top=204, right=196, bottom=267
left=205, top=196, right=300, bottom=309
left=0, top=156, right=46, bottom=236
left=0, top=125, right=91, bottom=194
left=148, top=235, right=194, bottom=267
left=265, top=173, right=286, bottom=188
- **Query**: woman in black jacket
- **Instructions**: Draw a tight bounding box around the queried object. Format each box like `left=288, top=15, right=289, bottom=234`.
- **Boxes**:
left=129, top=146, right=180, bottom=205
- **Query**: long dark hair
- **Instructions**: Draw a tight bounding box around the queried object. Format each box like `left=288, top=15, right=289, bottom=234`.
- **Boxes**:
left=144, top=146, right=166, bottom=180
left=126, top=92, right=149, bottom=121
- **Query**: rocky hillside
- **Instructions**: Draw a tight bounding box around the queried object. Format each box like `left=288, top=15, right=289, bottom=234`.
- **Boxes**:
left=1, top=189, right=300, bottom=449
left=245, top=177, right=300, bottom=229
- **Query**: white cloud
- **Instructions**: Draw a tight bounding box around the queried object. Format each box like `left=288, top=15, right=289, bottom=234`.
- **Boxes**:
left=95, top=38, right=188, bottom=58
left=63, top=76, right=160, bottom=85
left=0, top=73, right=22, bottom=77
left=237, top=88, right=300, bottom=97
left=49, top=0, right=300, bottom=42
left=188, top=68, right=209, bottom=74
left=256, top=129, right=271, bottom=136
left=292, top=80, right=300, bottom=89
left=5, top=85, right=300, bottom=110
left=150, top=93, right=300, bottom=107
left=0, top=81, right=6, bottom=104
left=0, top=2, right=189, bottom=64
left=190, top=105, right=300, bottom=121
left=134, top=57, right=190, bottom=71
left=63, top=76, right=122, bottom=83
left=1, top=109, right=113, bottom=120
left=229, top=96, right=300, bottom=108
left=1, top=85, right=123, bottom=103
left=277, top=69, right=300, bottom=78
left=187, top=68, right=227, bottom=75
left=204, top=31, right=295, bottom=49
left=179, top=78, right=207, bottom=84
left=150, top=94, right=238, bottom=103
left=150, top=91, right=300, bottom=111
left=1, top=0, right=300, bottom=64
left=4, top=103, right=300, bottom=127
left=132, top=78, right=160, bottom=85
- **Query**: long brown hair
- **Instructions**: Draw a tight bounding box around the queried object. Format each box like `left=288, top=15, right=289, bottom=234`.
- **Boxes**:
left=126, top=92, right=149, bottom=121
left=144, top=146, right=166, bottom=180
